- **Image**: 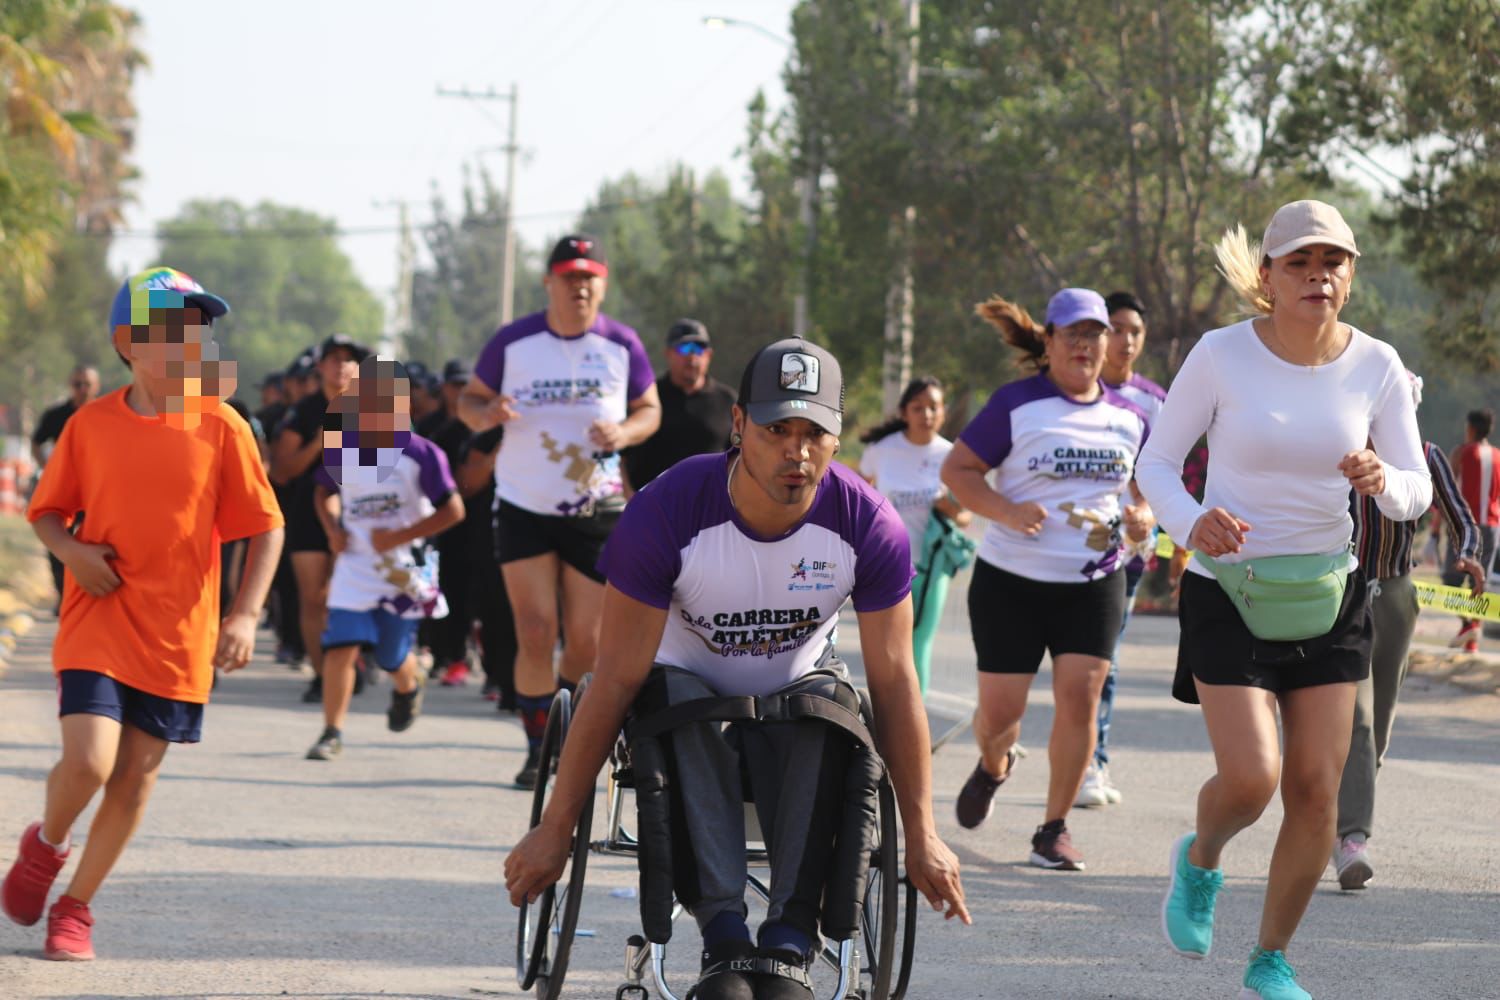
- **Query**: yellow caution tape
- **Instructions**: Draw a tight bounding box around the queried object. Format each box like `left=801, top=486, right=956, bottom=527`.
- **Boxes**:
left=1412, top=580, right=1500, bottom=624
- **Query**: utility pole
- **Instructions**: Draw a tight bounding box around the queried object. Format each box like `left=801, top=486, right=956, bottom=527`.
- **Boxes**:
left=372, top=199, right=415, bottom=359
left=882, top=0, right=919, bottom=413
left=436, top=82, right=520, bottom=327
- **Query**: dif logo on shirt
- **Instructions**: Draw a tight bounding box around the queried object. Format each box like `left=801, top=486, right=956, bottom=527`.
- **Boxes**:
left=324, top=357, right=413, bottom=488
left=788, top=557, right=837, bottom=591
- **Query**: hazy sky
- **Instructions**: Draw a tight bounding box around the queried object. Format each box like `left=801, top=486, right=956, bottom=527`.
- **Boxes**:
left=112, top=0, right=801, bottom=325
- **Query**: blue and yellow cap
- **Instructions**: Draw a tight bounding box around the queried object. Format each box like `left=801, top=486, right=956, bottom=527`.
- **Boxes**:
left=109, top=266, right=230, bottom=336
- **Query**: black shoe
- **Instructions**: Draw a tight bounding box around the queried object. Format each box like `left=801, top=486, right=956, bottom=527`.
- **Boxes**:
left=352, top=664, right=368, bottom=696
left=685, top=940, right=755, bottom=1000
left=301, top=677, right=323, bottom=704
left=751, top=947, right=813, bottom=1000
left=387, top=685, right=424, bottom=732
left=305, top=727, right=342, bottom=760
left=514, top=747, right=541, bottom=790
left=955, top=748, right=1018, bottom=830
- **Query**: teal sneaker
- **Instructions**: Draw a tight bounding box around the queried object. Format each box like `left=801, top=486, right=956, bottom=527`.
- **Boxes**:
left=1239, top=948, right=1312, bottom=999
left=1161, top=832, right=1223, bottom=958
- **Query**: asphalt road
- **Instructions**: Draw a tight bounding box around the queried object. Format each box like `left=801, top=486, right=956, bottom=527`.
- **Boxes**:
left=2, top=597, right=1498, bottom=1000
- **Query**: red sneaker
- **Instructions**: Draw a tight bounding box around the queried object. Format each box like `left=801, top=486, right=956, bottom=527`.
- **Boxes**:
left=1465, top=638, right=1479, bottom=654
left=440, top=662, right=471, bottom=687
left=44, top=894, right=95, bottom=961
left=1450, top=621, right=1481, bottom=648
left=2, top=823, right=68, bottom=926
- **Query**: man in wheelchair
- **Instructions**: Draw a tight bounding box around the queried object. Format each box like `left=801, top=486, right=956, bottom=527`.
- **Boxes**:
left=506, top=338, right=969, bottom=1000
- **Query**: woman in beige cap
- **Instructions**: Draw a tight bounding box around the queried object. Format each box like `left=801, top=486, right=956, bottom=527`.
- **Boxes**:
left=1134, top=200, right=1431, bottom=1000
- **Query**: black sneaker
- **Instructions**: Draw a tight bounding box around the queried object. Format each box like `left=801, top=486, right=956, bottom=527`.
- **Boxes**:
left=514, top=747, right=541, bottom=790
left=752, top=947, right=813, bottom=1000
left=300, top=677, right=323, bottom=704
left=687, top=940, right=755, bottom=1000
left=387, top=685, right=424, bottom=732
left=955, top=748, right=1017, bottom=829
left=352, top=664, right=367, bottom=696
left=305, top=727, right=342, bottom=760
left=1029, top=818, right=1086, bottom=871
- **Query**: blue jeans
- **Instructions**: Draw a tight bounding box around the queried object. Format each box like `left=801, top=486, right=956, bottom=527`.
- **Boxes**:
left=1094, top=563, right=1143, bottom=767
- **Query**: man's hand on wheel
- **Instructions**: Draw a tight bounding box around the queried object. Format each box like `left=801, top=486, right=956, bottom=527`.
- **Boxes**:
left=504, top=824, right=571, bottom=906
left=904, top=830, right=971, bottom=925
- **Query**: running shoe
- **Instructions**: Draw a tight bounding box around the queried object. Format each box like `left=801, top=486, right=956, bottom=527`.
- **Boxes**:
left=352, top=662, right=368, bottom=696
left=1098, top=764, right=1123, bottom=804
left=1162, top=832, right=1223, bottom=958
left=481, top=681, right=501, bottom=702
left=1029, top=819, right=1085, bottom=871
left=305, top=727, right=342, bottom=760
left=514, top=747, right=541, bottom=790
left=1332, top=835, right=1373, bottom=891
left=2, top=822, right=69, bottom=926
left=440, top=662, right=471, bottom=686
left=1449, top=621, right=1480, bottom=648
left=300, top=676, right=322, bottom=704
left=1239, top=948, right=1311, bottom=1000
left=955, top=748, right=1018, bottom=829
left=43, top=895, right=94, bottom=961
left=387, top=685, right=424, bottom=732
left=1464, top=638, right=1479, bottom=654
left=1076, top=764, right=1111, bottom=808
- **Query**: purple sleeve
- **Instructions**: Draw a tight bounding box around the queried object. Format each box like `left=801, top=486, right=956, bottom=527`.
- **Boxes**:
left=473, top=330, right=507, bottom=393
left=315, top=463, right=339, bottom=493
left=625, top=332, right=654, bottom=401
left=957, top=388, right=1016, bottom=468
left=409, top=436, right=457, bottom=505
left=851, top=498, right=914, bottom=613
left=598, top=488, right=682, bottom=609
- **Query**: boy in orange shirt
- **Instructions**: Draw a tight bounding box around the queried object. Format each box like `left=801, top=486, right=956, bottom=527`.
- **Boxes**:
left=0, top=267, right=285, bottom=960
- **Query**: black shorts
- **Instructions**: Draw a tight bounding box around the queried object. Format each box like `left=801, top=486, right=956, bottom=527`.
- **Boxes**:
left=968, top=558, right=1128, bottom=674
left=492, top=499, right=620, bottom=583
left=1172, top=570, right=1372, bottom=704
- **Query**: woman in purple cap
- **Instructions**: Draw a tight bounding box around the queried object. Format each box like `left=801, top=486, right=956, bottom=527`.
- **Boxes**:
left=1136, top=200, right=1430, bottom=1000
left=940, top=287, right=1155, bottom=872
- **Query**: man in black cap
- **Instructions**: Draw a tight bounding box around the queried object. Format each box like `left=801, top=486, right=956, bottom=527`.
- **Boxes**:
left=622, top=318, right=737, bottom=492
left=284, top=348, right=319, bottom=407
left=271, top=334, right=370, bottom=701
left=505, top=337, right=968, bottom=1000
left=458, top=233, right=660, bottom=788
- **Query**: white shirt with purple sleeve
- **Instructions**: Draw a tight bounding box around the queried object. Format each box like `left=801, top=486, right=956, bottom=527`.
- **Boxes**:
left=472, top=310, right=655, bottom=517
left=320, top=434, right=456, bottom=617
left=599, top=453, right=913, bottom=697
left=959, top=373, right=1150, bottom=583
left=1107, top=372, right=1167, bottom=426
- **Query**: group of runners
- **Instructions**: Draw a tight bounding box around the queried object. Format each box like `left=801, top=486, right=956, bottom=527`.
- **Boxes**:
left=3, top=200, right=1495, bottom=1000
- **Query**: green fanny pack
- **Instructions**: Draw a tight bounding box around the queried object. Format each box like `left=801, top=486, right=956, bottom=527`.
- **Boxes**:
left=1195, top=550, right=1356, bottom=643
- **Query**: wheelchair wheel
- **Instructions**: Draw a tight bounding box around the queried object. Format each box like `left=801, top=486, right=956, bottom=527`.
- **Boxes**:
left=515, top=679, right=596, bottom=999
left=857, top=696, right=919, bottom=1000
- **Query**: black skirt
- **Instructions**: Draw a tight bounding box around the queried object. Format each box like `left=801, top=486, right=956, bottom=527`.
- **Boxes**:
left=1173, top=569, right=1372, bottom=705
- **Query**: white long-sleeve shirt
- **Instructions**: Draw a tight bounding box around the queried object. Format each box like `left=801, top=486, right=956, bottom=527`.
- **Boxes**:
left=1135, top=319, right=1431, bottom=577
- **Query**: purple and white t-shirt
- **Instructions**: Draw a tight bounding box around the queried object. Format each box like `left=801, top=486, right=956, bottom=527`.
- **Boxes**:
left=1107, top=372, right=1167, bottom=426
left=859, top=433, right=953, bottom=569
left=600, top=453, right=913, bottom=697
left=959, top=374, right=1149, bottom=583
left=319, top=435, right=456, bottom=616
left=474, top=310, right=654, bottom=516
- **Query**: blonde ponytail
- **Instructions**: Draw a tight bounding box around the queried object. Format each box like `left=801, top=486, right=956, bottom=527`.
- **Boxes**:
left=975, top=295, right=1049, bottom=371
left=1214, top=224, right=1273, bottom=316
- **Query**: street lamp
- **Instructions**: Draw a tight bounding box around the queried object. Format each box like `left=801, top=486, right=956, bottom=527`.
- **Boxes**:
left=701, top=14, right=814, bottom=339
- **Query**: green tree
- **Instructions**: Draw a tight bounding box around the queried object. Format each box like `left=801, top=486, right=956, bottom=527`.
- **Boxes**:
left=154, top=199, right=384, bottom=386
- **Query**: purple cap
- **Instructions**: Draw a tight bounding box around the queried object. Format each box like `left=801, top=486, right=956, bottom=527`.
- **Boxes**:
left=1044, top=288, right=1110, bottom=329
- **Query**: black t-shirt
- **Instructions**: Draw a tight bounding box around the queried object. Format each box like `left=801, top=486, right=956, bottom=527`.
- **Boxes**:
left=623, top=375, right=736, bottom=490
left=276, top=391, right=331, bottom=529
left=255, top=401, right=289, bottom=440
left=32, top=400, right=78, bottom=449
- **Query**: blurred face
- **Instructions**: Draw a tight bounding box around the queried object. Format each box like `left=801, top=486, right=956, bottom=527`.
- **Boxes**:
left=902, top=386, right=944, bottom=438
left=69, top=368, right=99, bottom=406
left=318, top=347, right=360, bottom=397
left=112, top=305, right=237, bottom=430
left=259, top=381, right=284, bottom=407
left=666, top=340, right=711, bottom=391
left=732, top=406, right=838, bottom=508
left=1260, top=244, right=1355, bottom=320
left=441, top=379, right=465, bottom=413
left=1044, top=320, right=1107, bottom=391
left=544, top=268, right=607, bottom=330
left=323, top=358, right=412, bottom=486
left=1105, top=308, right=1146, bottom=375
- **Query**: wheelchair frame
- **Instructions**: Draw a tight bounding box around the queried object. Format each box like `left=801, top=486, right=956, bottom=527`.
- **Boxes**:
left=515, top=675, right=918, bottom=1000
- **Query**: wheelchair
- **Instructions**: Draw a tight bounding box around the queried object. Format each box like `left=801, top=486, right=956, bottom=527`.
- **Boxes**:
left=516, top=672, right=919, bottom=1000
